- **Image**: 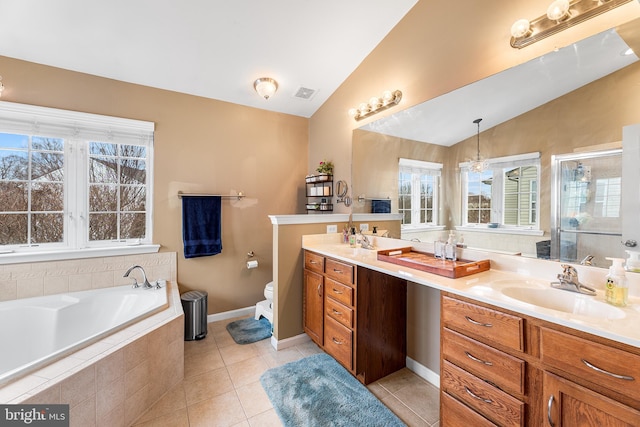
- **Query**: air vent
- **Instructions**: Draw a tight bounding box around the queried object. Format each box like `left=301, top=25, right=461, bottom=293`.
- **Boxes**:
left=293, top=86, right=317, bottom=100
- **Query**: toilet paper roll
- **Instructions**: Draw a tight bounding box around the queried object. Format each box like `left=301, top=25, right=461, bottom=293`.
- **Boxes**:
left=247, top=260, right=259, bottom=269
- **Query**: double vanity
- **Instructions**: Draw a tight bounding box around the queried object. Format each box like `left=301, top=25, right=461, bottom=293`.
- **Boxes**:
left=302, top=233, right=640, bottom=426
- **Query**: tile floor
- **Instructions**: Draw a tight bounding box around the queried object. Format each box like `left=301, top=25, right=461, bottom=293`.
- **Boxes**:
left=133, top=317, right=440, bottom=426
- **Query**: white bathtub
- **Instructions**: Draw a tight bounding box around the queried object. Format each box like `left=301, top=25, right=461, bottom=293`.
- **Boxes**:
left=0, top=284, right=168, bottom=385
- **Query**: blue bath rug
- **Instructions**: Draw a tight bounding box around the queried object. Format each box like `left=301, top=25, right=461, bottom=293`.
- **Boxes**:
left=226, top=317, right=272, bottom=344
left=260, top=353, right=406, bottom=427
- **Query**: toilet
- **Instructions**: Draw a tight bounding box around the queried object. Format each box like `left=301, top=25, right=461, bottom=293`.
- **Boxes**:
left=254, top=281, right=274, bottom=324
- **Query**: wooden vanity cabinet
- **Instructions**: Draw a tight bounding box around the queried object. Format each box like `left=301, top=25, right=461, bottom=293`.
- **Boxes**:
left=543, top=372, right=640, bottom=427
left=441, top=295, right=527, bottom=427
left=303, top=250, right=407, bottom=385
left=303, top=251, right=324, bottom=345
left=441, top=292, right=640, bottom=427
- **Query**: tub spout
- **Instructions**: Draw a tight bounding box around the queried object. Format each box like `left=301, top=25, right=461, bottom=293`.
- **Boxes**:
left=123, top=265, right=152, bottom=289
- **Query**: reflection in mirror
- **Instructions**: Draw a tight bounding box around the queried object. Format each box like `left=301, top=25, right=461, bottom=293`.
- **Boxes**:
left=551, top=149, right=622, bottom=264
left=352, top=18, right=640, bottom=268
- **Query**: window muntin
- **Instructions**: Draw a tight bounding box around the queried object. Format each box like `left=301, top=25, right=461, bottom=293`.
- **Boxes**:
left=0, top=101, right=154, bottom=256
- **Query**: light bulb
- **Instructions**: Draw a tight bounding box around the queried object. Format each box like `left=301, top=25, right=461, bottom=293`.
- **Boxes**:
left=547, top=0, right=570, bottom=21
left=359, top=103, right=370, bottom=114
left=369, top=97, right=381, bottom=109
left=348, top=108, right=358, bottom=117
left=510, top=19, right=531, bottom=38
left=382, top=90, right=393, bottom=103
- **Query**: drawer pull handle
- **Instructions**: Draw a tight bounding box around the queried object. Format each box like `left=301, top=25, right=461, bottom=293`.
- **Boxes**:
left=464, top=386, right=492, bottom=404
left=333, top=268, right=343, bottom=273
left=309, top=260, right=317, bottom=264
left=547, top=394, right=555, bottom=427
left=317, top=283, right=322, bottom=297
left=332, top=309, right=342, bottom=316
left=581, top=359, right=635, bottom=381
left=332, top=288, right=343, bottom=294
left=332, top=337, right=344, bottom=345
left=465, top=316, right=493, bottom=327
left=465, top=351, right=493, bottom=366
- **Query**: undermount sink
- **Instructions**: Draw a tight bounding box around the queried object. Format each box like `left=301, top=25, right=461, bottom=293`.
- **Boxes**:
left=467, top=280, right=626, bottom=319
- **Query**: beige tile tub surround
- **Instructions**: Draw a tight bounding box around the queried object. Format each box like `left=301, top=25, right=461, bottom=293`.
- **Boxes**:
left=0, top=252, right=177, bottom=302
left=0, top=252, right=184, bottom=427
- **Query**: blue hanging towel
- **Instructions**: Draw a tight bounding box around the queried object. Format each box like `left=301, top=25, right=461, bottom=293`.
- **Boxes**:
left=182, top=196, right=222, bottom=258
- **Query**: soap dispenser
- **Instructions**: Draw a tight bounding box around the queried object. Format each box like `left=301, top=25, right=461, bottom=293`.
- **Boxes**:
left=445, top=232, right=457, bottom=261
left=605, top=257, right=628, bottom=307
left=625, top=250, right=640, bottom=273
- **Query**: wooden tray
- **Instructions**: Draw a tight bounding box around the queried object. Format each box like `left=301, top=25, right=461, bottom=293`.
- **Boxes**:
left=377, top=247, right=490, bottom=278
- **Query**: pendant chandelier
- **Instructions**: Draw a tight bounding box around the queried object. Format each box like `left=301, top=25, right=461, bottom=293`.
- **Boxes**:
left=469, top=118, right=488, bottom=173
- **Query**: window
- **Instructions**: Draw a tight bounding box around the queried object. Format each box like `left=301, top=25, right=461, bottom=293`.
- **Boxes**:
left=464, top=169, right=493, bottom=224
left=594, top=177, right=621, bottom=218
left=398, top=158, right=441, bottom=227
left=0, top=101, right=155, bottom=260
left=461, top=153, right=540, bottom=230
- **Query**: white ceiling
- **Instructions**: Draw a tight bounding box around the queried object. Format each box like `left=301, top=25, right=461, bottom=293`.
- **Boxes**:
left=361, top=28, right=638, bottom=146
left=0, top=0, right=418, bottom=118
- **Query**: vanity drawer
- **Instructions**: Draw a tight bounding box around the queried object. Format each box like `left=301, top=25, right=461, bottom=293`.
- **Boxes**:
left=442, top=295, right=524, bottom=352
left=324, top=316, right=353, bottom=370
left=325, top=296, right=353, bottom=328
left=325, top=258, right=354, bottom=285
left=442, top=327, right=525, bottom=396
left=442, top=360, right=524, bottom=427
left=441, top=392, right=498, bottom=427
left=540, top=327, right=640, bottom=401
left=304, top=251, right=325, bottom=274
left=325, top=277, right=354, bottom=307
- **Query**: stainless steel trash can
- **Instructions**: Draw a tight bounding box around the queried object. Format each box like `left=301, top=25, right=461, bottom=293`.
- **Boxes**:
left=181, top=290, right=208, bottom=340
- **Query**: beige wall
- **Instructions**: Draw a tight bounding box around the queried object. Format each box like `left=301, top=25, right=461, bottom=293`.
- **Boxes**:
left=0, top=55, right=309, bottom=314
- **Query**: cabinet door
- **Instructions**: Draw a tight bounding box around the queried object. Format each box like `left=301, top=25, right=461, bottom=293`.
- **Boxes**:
left=544, top=372, right=640, bottom=427
left=303, top=269, right=324, bottom=345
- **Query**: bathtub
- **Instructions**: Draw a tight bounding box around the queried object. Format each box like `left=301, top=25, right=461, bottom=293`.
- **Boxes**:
left=0, top=284, right=168, bottom=385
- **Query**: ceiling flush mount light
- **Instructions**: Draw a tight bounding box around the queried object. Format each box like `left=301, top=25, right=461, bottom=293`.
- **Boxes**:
left=253, top=77, right=278, bottom=100
left=469, top=118, right=488, bottom=173
left=348, top=90, right=402, bottom=121
left=510, top=0, right=632, bottom=49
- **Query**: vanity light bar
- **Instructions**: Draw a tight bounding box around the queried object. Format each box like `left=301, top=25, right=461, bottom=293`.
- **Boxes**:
left=349, top=90, right=402, bottom=121
left=510, top=0, right=633, bottom=49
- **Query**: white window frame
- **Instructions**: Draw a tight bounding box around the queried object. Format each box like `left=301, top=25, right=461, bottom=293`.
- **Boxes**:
left=0, top=101, right=158, bottom=264
left=459, top=152, right=543, bottom=235
left=398, top=158, right=442, bottom=229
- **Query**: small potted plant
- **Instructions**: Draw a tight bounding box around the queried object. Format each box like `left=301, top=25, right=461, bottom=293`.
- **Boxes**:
left=316, top=160, right=334, bottom=181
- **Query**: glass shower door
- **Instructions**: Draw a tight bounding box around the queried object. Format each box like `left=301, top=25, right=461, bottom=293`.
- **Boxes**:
left=551, top=150, right=622, bottom=267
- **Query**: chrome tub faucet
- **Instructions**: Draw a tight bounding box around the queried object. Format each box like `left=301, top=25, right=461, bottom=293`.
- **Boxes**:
left=123, top=265, right=152, bottom=289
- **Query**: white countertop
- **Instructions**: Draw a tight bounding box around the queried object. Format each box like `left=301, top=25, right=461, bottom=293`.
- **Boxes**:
left=302, top=233, right=640, bottom=349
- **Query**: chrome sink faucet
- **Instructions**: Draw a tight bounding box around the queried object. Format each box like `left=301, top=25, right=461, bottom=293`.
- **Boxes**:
left=359, top=233, right=375, bottom=250
left=123, top=265, right=152, bottom=289
left=551, top=264, right=596, bottom=295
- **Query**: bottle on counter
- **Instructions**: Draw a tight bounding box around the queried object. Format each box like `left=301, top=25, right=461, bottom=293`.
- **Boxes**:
left=349, top=227, right=357, bottom=248
left=605, top=257, right=628, bottom=307
left=625, top=250, right=640, bottom=273
left=445, top=232, right=457, bottom=261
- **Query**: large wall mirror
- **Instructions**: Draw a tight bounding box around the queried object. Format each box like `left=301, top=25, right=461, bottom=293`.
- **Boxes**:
left=352, top=17, right=640, bottom=269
